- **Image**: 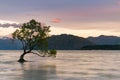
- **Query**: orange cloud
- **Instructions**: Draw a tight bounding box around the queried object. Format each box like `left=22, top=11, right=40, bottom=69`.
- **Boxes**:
left=51, top=18, right=61, bottom=23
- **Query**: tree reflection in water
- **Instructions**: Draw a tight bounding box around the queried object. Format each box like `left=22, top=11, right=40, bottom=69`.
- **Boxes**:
left=15, top=62, right=57, bottom=80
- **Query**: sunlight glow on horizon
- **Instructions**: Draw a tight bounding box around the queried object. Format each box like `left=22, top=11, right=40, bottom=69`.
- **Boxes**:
left=0, top=26, right=120, bottom=38
left=50, top=27, right=120, bottom=38
left=0, top=27, right=17, bottom=37
left=1, top=20, right=120, bottom=38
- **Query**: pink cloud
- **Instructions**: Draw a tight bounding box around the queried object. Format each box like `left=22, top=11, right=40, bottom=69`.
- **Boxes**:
left=51, top=18, right=61, bottom=23
left=56, top=6, right=120, bottom=22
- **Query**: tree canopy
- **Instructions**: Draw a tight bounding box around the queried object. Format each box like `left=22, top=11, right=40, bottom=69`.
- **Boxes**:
left=12, top=19, right=56, bottom=62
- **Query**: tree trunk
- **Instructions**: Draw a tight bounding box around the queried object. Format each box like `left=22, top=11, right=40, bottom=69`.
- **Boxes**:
left=18, top=52, right=27, bottom=62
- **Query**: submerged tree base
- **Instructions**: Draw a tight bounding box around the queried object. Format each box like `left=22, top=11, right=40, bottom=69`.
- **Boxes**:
left=18, top=58, right=27, bottom=63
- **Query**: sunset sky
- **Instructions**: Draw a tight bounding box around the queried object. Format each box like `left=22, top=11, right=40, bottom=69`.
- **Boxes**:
left=0, top=0, right=120, bottom=37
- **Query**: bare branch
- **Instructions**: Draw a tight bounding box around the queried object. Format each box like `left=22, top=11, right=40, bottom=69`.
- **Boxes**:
left=31, top=52, right=45, bottom=57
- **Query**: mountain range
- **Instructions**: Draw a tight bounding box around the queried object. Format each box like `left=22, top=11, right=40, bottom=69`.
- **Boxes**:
left=0, top=34, right=120, bottom=50
left=87, top=35, right=120, bottom=45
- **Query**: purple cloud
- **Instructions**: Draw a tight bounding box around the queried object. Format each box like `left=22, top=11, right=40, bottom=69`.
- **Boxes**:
left=0, top=23, right=21, bottom=28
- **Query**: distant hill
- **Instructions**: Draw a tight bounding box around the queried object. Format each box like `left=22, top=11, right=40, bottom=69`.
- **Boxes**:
left=1, top=34, right=120, bottom=50
left=48, top=34, right=93, bottom=50
left=0, top=34, right=93, bottom=50
left=87, top=35, right=120, bottom=45
left=82, top=35, right=120, bottom=50
left=0, top=38, right=22, bottom=50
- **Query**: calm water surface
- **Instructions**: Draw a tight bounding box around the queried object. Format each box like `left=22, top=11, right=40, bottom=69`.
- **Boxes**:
left=0, top=50, right=120, bottom=80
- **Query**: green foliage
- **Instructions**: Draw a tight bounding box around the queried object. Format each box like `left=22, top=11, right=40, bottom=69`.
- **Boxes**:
left=12, top=19, right=57, bottom=58
left=49, top=50, right=57, bottom=57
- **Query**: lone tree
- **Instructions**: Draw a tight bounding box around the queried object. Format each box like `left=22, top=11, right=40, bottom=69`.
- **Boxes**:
left=12, top=19, right=57, bottom=62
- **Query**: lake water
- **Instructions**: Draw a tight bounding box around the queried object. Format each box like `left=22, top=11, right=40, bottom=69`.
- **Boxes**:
left=0, top=50, right=120, bottom=80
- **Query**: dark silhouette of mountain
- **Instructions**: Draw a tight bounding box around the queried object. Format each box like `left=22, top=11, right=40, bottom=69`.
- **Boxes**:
left=1, top=34, right=120, bottom=50
left=87, top=35, right=120, bottom=45
left=48, top=34, right=93, bottom=50
left=0, top=38, right=22, bottom=50
left=0, top=34, right=93, bottom=50
left=81, top=35, right=120, bottom=50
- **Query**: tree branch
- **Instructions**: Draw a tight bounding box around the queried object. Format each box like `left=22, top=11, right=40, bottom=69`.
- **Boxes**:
left=31, top=52, right=45, bottom=57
